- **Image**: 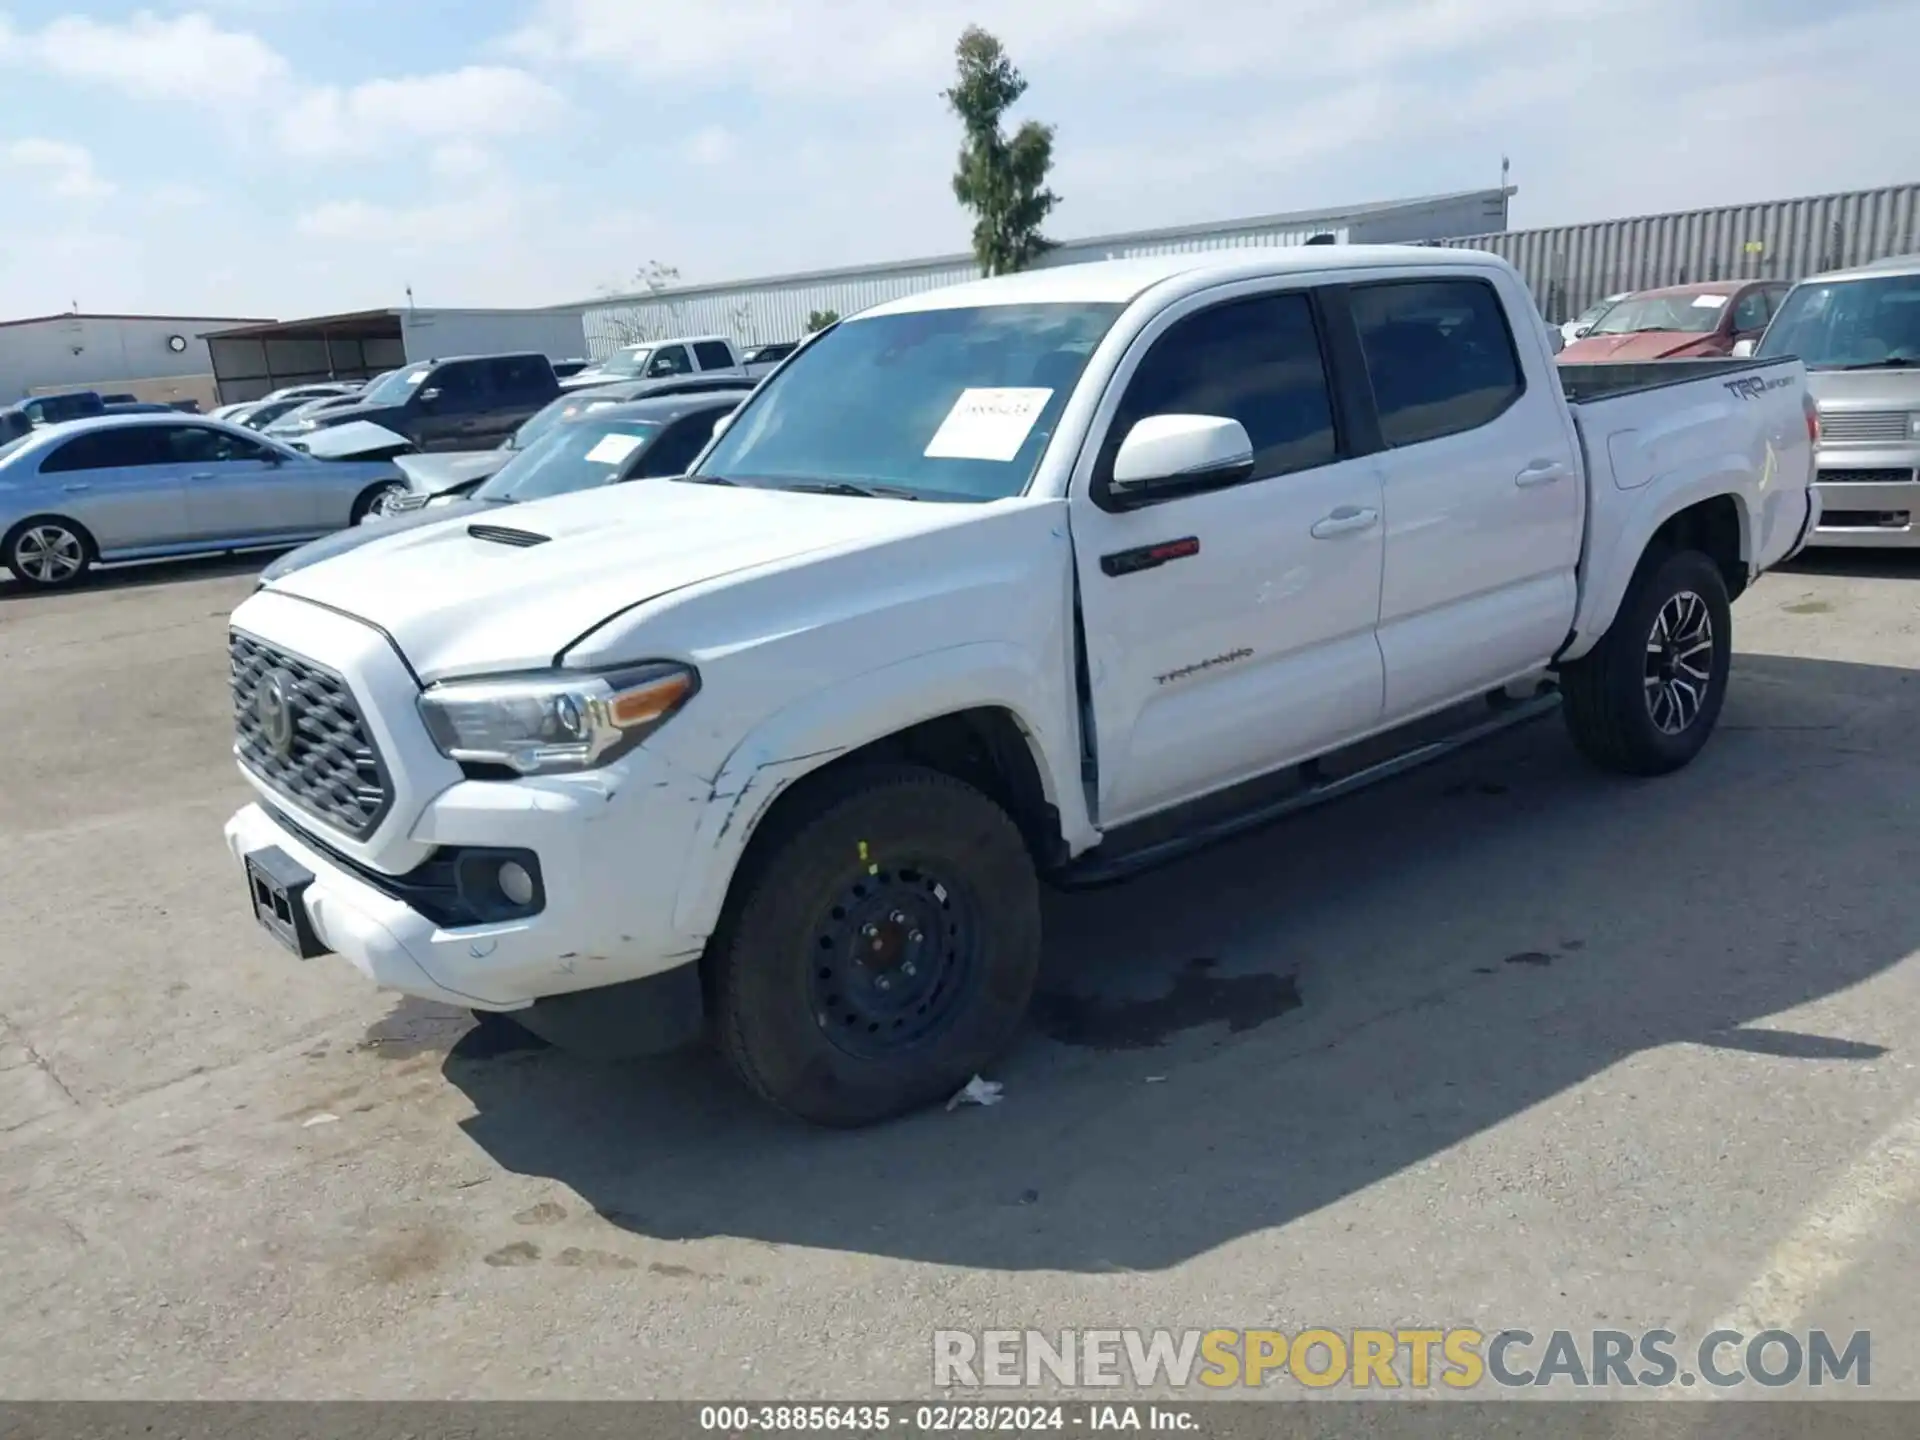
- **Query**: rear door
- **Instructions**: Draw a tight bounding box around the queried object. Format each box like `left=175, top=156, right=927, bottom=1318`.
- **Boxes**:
left=33, top=425, right=190, bottom=551
left=1345, top=273, right=1582, bottom=721
left=1069, top=283, right=1387, bottom=825
left=691, top=339, right=739, bottom=375
left=483, top=356, right=558, bottom=442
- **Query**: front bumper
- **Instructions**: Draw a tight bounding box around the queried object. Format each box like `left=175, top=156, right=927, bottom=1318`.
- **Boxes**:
left=225, top=745, right=716, bottom=1010
left=1807, top=450, right=1920, bottom=548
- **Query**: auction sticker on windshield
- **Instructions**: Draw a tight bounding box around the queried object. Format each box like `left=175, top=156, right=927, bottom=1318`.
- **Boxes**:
left=1693, top=295, right=1729, bottom=307
left=586, top=433, right=645, bottom=465
left=925, top=387, right=1052, bottom=462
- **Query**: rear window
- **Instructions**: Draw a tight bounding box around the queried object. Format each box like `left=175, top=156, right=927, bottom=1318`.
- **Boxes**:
left=693, top=341, right=735, bottom=370
left=1349, top=279, right=1524, bottom=447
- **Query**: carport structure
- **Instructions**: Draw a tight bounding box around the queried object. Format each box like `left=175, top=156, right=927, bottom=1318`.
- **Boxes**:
left=203, top=310, right=408, bottom=404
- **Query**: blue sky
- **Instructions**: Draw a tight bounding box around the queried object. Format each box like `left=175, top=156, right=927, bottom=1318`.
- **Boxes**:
left=2, top=0, right=1916, bottom=320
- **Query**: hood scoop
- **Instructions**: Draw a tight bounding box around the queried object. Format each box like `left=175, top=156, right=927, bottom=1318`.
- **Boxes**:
left=468, top=523, right=550, bottom=549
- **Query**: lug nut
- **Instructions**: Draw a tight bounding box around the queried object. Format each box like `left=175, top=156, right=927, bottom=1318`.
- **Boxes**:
left=890, top=911, right=908, bottom=926
left=861, top=923, right=878, bottom=939
left=876, top=976, right=892, bottom=991
left=902, top=962, right=917, bottom=977
left=909, top=930, right=924, bottom=944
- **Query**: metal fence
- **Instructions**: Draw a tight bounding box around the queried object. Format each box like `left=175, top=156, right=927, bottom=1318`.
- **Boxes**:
left=1442, top=184, right=1920, bottom=322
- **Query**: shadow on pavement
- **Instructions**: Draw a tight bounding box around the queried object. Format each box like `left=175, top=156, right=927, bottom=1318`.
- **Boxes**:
left=438, top=651, right=1918, bottom=1273
left=0, top=549, right=282, bottom=601
left=1777, top=547, right=1920, bottom=582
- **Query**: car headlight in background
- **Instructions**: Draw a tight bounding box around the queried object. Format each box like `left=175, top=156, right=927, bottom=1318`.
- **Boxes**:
left=417, top=663, right=698, bottom=776
left=385, top=491, right=430, bottom=512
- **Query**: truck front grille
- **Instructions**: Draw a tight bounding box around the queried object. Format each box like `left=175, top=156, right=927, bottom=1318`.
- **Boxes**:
left=1816, top=467, right=1916, bottom=486
left=1819, top=411, right=1910, bottom=444
left=231, top=630, right=392, bottom=839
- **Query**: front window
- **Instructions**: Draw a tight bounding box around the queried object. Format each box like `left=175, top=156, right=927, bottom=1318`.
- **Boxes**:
left=1590, top=293, right=1728, bottom=336
left=1757, top=274, right=1920, bottom=369
left=690, top=302, right=1124, bottom=502
left=473, top=416, right=661, bottom=503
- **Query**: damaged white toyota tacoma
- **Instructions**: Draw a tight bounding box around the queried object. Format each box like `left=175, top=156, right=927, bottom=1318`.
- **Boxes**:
left=225, top=247, right=1818, bottom=1126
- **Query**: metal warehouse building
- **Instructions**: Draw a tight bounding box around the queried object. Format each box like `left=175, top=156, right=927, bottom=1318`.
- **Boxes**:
left=0, top=311, right=273, bottom=410
left=201, top=306, right=592, bottom=404
left=575, top=187, right=1514, bottom=353
left=1442, top=182, right=1920, bottom=323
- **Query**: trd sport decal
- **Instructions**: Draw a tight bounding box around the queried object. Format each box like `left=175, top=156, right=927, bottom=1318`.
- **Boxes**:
left=1155, top=648, right=1253, bottom=685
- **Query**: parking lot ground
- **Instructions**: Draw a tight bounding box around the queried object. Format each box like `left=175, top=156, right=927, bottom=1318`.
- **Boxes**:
left=0, top=549, right=1916, bottom=1400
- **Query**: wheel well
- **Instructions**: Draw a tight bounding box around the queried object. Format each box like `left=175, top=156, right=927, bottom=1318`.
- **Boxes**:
left=3, top=512, right=97, bottom=559
left=1651, top=495, right=1746, bottom=600
left=350, top=479, right=403, bottom=519
left=738, top=708, right=1068, bottom=876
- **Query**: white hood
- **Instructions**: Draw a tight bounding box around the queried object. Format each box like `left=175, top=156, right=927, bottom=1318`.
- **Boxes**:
left=266, top=480, right=968, bottom=679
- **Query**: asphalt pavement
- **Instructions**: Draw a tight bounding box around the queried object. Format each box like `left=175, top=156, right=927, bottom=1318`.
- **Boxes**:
left=0, top=548, right=1915, bottom=1400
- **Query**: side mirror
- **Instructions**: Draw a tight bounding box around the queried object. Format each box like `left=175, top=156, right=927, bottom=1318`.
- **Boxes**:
left=1109, top=415, right=1254, bottom=503
left=709, top=411, right=736, bottom=440
left=1731, top=339, right=1756, bottom=358
left=1543, top=325, right=1566, bottom=356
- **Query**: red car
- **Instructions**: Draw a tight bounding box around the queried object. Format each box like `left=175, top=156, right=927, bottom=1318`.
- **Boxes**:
left=1557, top=279, right=1792, bottom=363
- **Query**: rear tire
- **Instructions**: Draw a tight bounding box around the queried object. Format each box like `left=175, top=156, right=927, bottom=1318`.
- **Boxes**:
left=711, top=764, right=1041, bottom=1127
left=1561, top=547, right=1732, bottom=776
left=4, top=515, right=94, bottom=590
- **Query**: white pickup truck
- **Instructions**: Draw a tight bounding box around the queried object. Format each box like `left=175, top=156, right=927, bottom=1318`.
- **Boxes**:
left=225, top=247, right=1819, bottom=1126
left=559, top=335, right=784, bottom=392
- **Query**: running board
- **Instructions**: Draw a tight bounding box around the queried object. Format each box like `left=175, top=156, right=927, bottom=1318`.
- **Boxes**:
left=1056, top=689, right=1562, bottom=890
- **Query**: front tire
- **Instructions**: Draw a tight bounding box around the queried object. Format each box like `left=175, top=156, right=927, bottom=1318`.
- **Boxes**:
left=351, top=482, right=406, bottom=525
left=1561, top=548, right=1732, bottom=776
left=711, top=764, right=1042, bottom=1127
left=4, top=516, right=94, bottom=590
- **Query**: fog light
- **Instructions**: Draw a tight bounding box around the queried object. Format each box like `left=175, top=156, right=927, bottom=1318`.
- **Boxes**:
left=498, top=861, right=536, bottom=907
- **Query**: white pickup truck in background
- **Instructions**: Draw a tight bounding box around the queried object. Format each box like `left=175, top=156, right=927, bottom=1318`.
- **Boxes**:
left=559, top=334, right=787, bottom=392
left=224, top=247, right=1818, bottom=1127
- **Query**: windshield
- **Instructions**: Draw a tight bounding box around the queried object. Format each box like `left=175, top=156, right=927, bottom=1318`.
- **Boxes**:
left=691, top=302, right=1123, bottom=501
left=1757, top=273, right=1920, bottom=369
left=360, top=363, right=431, bottom=407
left=591, top=346, right=654, bottom=378
left=473, top=415, right=661, bottom=502
left=0, top=432, right=34, bottom=464
left=509, top=392, right=626, bottom=451
left=1591, top=293, right=1729, bottom=335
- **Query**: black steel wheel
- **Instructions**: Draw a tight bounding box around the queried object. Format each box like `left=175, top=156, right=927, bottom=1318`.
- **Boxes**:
left=711, top=764, right=1041, bottom=1127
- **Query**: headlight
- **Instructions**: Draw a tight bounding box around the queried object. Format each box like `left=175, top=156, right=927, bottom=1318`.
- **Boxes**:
left=386, top=491, right=429, bottom=512
left=417, top=663, right=697, bottom=776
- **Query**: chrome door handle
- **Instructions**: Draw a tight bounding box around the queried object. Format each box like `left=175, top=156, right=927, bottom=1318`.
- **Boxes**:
left=1310, top=506, right=1380, bottom=539
left=1516, top=460, right=1568, bottom=487
left=187, top=472, right=215, bottom=481
left=61, top=482, right=90, bottom=492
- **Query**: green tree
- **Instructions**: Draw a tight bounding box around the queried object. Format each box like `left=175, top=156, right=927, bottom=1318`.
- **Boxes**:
left=806, top=309, right=840, bottom=332
left=943, top=26, right=1059, bottom=276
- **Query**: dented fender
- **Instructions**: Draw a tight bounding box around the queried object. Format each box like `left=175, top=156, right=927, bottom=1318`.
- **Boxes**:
left=669, top=641, right=1091, bottom=939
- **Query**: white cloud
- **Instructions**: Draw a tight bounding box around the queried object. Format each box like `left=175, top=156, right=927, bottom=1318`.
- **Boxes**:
left=2, top=138, right=115, bottom=200
left=2, top=9, right=291, bottom=106
left=681, top=126, right=738, bottom=167
left=277, top=65, right=568, bottom=160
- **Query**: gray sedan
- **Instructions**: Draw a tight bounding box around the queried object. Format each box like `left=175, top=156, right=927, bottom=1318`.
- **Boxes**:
left=0, top=414, right=406, bottom=590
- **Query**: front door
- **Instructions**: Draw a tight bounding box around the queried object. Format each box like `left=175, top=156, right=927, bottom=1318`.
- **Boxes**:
left=409, top=361, right=493, bottom=451
left=1069, top=285, right=1387, bottom=826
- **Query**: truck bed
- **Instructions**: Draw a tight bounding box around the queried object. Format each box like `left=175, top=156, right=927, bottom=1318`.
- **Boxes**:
left=1556, top=355, right=1794, bottom=404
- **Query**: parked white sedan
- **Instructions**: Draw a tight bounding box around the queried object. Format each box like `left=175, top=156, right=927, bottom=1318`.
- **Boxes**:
left=0, top=414, right=407, bottom=589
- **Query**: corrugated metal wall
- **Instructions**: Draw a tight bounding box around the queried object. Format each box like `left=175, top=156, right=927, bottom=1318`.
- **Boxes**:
left=579, top=190, right=1513, bottom=356
left=583, top=260, right=979, bottom=355
left=1442, top=184, right=1920, bottom=321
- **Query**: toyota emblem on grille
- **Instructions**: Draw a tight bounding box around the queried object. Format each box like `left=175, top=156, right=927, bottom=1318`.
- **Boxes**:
left=255, top=669, right=297, bottom=758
